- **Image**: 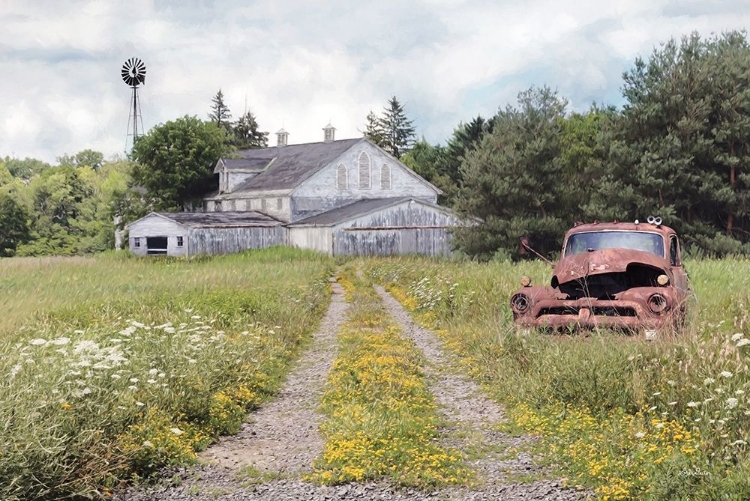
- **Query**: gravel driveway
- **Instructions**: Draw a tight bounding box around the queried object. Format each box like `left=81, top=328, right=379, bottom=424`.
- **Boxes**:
left=115, top=277, right=588, bottom=501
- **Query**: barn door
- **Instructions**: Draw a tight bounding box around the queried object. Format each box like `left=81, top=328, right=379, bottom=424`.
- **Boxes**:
left=146, top=236, right=168, bottom=255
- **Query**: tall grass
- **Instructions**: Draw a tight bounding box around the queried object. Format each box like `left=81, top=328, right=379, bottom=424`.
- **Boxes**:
left=0, top=248, right=334, bottom=500
left=365, top=257, right=750, bottom=500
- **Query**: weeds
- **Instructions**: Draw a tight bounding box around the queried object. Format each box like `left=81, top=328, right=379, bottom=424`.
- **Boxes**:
left=309, top=267, right=471, bottom=488
left=366, top=257, right=750, bottom=499
left=0, top=248, right=333, bottom=500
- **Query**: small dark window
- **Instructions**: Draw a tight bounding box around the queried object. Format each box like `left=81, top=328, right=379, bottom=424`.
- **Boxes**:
left=177, top=236, right=184, bottom=248
left=146, top=237, right=168, bottom=255
left=134, top=237, right=140, bottom=248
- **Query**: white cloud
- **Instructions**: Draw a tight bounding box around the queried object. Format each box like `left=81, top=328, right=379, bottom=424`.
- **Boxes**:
left=1, top=0, right=749, bottom=162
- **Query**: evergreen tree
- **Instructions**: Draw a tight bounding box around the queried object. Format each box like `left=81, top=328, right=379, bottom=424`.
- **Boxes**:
left=598, top=31, right=750, bottom=254
left=208, top=89, right=232, bottom=130
left=378, top=97, right=416, bottom=158
left=363, top=110, right=387, bottom=148
left=454, top=87, right=569, bottom=259
left=232, top=111, right=269, bottom=149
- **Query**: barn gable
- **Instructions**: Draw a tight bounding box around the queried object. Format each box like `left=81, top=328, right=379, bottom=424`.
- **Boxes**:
left=290, top=140, right=441, bottom=221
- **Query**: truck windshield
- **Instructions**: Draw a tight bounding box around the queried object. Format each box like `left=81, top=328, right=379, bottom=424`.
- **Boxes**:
left=564, top=231, right=664, bottom=257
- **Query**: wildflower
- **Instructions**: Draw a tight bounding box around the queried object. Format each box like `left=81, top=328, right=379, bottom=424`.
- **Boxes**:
left=653, top=392, right=662, bottom=396
left=737, top=339, right=750, bottom=347
left=147, top=379, right=156, bottom=384
left=184, top=308, right=193, bottom=313
left=668, top=401, right=678, bottom=406
left=732, top=333, right=744, bottom=342
left=82, top=387, right=92, bottom=395
left=142, top=440, right=154, bottom=448
left=716, top=388, right=725, bottom=394
left=704, top=377, right=715, bottom=385
left=704, top=397, right=714, bottom=403
left=687, top=401, right=699, bottom=407
left=191, top=315, right=201, bottom=320
left=731, top=440, right=747, bottom=446
left=170, top=427, right=183, bottom=435
left=129, top=378, right=139, bottom=383
left=736, top=390, right=745, bottom=395
left=635, top=432, right=645, bottom=438
left=649, top=406, right=657, bottom=411
left=135, top=401, right=145, bottom=407
left=720, top=371, right=733, bottom=378
left=51, top=337, right=71, bottom=345
left=148, top=368, right=158, bottom=375
left=667, top=380, right=676, bottom=386
left=726, top=398, right=739, bottom=409
left=29, top=338, right=47, bottom=346
left=61, top=403, right=72, bottom=410
left=119, top=326, right=136, bottom=336
left=131, top=321, right=145, bottom=328
left=111, top=374, right=121, bottom=379
left=158, top=372, right=165, bottom=378
left=74, top=330, right=85, bottom=335
left=128, top=385, right=137, bottom=391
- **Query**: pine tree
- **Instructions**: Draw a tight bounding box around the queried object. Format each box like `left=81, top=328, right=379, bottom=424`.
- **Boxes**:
left=363, top=110, right=386, bottom=148
left=378, top=97, right=416, bottom=158
left=233, top=111, right=268, bottom=149
left=208, top=89, right=232, bottom=129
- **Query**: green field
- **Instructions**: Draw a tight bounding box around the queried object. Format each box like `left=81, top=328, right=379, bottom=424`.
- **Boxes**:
left=365, top=257, right=750, bottom=500
left=2, top=252, right=749, bottom=500
left=0, top=249, right=334, bottom=500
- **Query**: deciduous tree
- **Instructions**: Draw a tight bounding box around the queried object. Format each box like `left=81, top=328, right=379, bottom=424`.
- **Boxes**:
left=131, top=116, right=227, bottom=210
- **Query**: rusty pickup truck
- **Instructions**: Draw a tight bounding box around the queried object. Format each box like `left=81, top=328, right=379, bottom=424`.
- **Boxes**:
left=510, top=218, right=690, bottom=338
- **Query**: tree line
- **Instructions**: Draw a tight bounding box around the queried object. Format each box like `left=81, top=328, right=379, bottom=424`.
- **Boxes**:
left=2, top=30, right=750, bottom=258
left=402, top=31, right=750, bottom=259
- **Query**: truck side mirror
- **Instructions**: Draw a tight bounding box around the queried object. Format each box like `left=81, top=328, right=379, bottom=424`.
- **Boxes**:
left=519, top=236, right=529, bottom=255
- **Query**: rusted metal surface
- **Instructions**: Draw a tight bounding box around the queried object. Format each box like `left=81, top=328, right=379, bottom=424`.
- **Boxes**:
left=511, top=221, right=690, bottom=334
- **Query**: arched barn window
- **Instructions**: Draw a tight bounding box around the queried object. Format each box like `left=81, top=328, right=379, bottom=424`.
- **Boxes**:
left=336, top=164, right=348, bottom=190
left=380, top=164, right=391, bottom=190
left=358, top=151, right=371, bottom=189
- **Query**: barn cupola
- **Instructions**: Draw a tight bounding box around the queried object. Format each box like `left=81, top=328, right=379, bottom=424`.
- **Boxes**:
left=323, top=122, right=336, bottom=142
left=276, top=128, right=289, bottom=147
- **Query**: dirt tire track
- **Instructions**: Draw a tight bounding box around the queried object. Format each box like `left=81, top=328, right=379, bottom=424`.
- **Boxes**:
left=374, top=284, right=588, bottom=501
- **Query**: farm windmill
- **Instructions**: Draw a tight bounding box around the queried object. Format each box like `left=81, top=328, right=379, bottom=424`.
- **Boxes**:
left=122, top=57, right=146, bottom=151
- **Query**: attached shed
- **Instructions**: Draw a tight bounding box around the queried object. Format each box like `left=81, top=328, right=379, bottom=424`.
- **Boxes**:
left=288, top=198, right=459, bottom=256
left=126, top=212, right=287, bottom=257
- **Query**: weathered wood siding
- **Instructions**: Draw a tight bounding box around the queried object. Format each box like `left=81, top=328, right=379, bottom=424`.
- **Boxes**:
left=345, top=201, right=457, bottom=229
left=188, top=227, right=288, bottom=255
left=289, top=227, right=333, bottom=254
left=127, top=214, right=187, bottom=256
left=291, top=142, right=439, bottom=221
left=333, top=228, right=452, bottom=256
left=331, top=201, right=458, bottom=256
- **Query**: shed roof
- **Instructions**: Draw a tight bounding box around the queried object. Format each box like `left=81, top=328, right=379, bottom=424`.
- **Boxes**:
left=217, top=137, right=364, bottom=191
left=289, top=197, right=452, bottom=227
left=128, top=211, right=283, bottom=229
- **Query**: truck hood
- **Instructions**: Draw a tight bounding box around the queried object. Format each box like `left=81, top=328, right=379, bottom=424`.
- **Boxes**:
left=553, top=248, right=669, bottom=286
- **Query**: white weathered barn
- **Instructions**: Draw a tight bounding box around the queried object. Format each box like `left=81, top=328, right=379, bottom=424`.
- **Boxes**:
left=127, top=127, right=461, bottom=257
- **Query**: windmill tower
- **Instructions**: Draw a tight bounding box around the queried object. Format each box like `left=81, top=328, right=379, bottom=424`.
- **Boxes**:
left=122, top=57, right=146, bottom=151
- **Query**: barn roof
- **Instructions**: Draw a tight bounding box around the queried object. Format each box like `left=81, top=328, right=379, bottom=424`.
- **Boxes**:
left=216, top=137, right=364, bottom=191
left=128, top=211, right=284, bottom=229
left=288, top=197, right=452, bottom=227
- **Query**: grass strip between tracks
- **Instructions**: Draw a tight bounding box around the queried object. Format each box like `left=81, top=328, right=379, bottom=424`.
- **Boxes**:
left=308, top=267, right=472, bottom=488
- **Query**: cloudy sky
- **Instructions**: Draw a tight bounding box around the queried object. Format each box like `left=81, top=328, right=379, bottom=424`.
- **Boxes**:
left=1, top=0, right=749, bottom=163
